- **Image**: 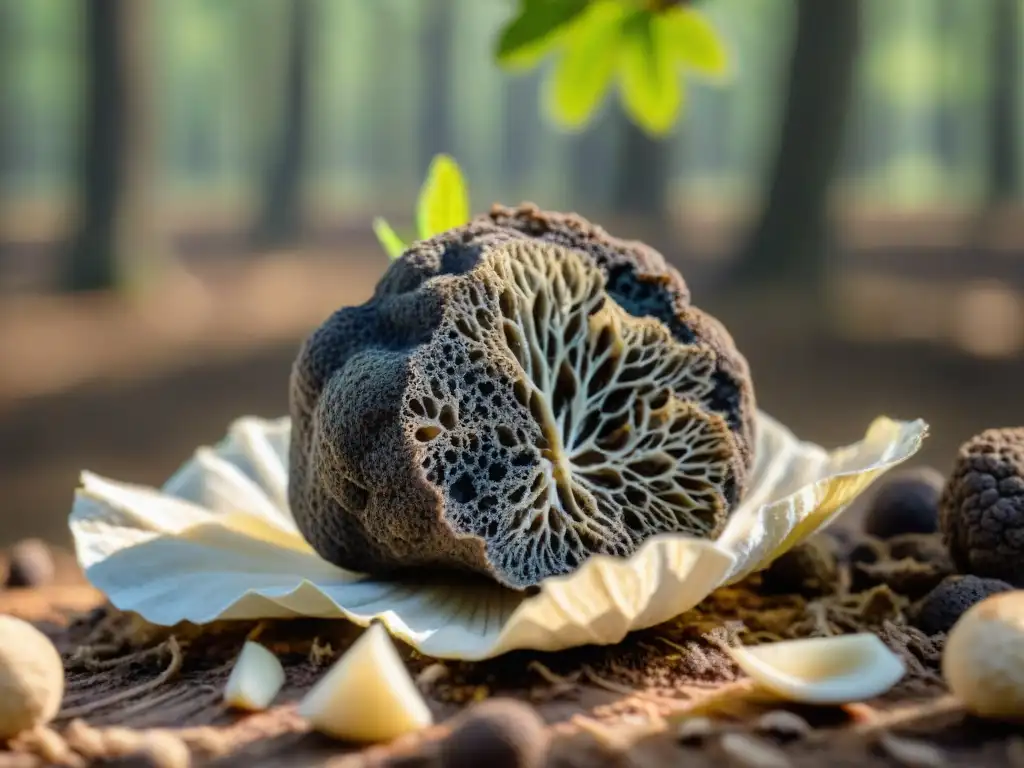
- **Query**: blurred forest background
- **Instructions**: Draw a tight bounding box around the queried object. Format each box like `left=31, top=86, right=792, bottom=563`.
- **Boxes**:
left=1, top=0, right=1023, bottom=545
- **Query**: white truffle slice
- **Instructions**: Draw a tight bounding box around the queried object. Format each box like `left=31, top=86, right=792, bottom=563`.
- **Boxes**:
left=0, top=616, right=64, bottom=738
left=297, top=622, right=433, bottom=742
left=727, top=633, right=906, bottom=705
left=942, top=591, right=1024, bottom=719
left=223, top=641, right=285, bottom=711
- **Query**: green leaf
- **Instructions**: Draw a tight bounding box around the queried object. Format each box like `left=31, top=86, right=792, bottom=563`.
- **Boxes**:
left=496, top=0, right=589, bottom=70
left=545, top=2, right=626, bottom=130
left=618, top=11, right=682, bottom=136
left=372, top=217, right=407, bottom=260
left=416, top=154, right=470, bottom=239
left=657, top=7, right=730, bottom=79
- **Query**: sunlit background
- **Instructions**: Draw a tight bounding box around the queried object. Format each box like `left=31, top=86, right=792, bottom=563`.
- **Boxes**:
left=1, top=0, right=1022, bottom=545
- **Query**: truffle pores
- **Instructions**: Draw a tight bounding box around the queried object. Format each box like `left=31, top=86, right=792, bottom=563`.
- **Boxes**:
left=940, top=428, right=1024, bottom=587
left=290, top=239, right=751, bottom=589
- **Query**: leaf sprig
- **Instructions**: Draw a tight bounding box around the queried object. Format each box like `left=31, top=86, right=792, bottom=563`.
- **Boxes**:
left=496, top=0, right=730, bottom=136
left=373, top=154, right=471, bottom=260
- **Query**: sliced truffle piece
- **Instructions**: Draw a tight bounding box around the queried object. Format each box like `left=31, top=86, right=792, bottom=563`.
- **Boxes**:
left=290, top=240, right=751, bottom=589
left=372, top=204, right=756, bottom=473
left=911, top=574, right=1014, bottom=636
left=863, top=467, right=943, bottom=540
left=940, top=427, right=1024, bottom=586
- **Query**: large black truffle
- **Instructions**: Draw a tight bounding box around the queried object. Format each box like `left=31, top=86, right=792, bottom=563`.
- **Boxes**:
left=863, top=467, right=943, bottom=540
left=911, top=574, right=1014, bottom=635
left=438, top=699, right=549, bottom=768
left=289, top=210, right=757, bottom=589
left=939, top=428, right=1024, bottom=586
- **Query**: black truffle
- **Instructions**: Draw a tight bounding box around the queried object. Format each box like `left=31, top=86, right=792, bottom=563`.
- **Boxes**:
left=439, top=699, right=549, bottom=768
left=846, top=534, right=888, bottom=568
left=940, top=427, right=1024, bottom=586
left=911, top=574, right=1014, bottom=635
left=759, top=536, right=839, bottom=597
left=863, top=467, right=943, bottom=540
left=290, top=214, right=757, bottom=589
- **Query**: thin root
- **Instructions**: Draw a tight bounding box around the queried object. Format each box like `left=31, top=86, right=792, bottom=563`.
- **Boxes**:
left=58, top=637, right=184, bottom=720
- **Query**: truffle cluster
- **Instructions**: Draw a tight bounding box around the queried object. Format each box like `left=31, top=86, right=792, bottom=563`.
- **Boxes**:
left=289, top=206, right=756, bottom=589
left=940, top=427, right=1024, bottom=587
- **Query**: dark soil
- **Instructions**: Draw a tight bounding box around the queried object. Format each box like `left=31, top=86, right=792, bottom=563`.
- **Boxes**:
left=1, top=536, right=1021, bottom=768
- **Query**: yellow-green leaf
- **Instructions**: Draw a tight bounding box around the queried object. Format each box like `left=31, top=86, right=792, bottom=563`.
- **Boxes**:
left=416, top=154, right=470, bottom=239
left=372, top=217, right=407, bottom=260
left=618, top=11, right=682, bottom=136
left=657, top=7, right=730, bottom=80
left=496, top=0, right=588, bottom=71
left=544, top=2, right=625, bottom=130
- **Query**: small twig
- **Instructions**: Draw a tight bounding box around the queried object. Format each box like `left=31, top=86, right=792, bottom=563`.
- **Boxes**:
left=58, top=637, right=184, bottom=720
left=528, top=660, right=579, bottom=687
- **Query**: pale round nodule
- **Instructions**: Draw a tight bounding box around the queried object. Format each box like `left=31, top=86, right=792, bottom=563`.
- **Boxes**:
left=0, top=615, right=65, bottom=738
left=942, top=591, right=1024, bottom=720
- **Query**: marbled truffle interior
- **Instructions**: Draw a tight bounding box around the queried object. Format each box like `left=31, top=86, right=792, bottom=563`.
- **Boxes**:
left=289, top=213, right=756, bottom=589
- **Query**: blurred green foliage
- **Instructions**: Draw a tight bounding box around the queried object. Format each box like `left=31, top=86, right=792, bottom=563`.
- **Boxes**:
left=496, top=0, right=729, bottom=135
left=0, top=0, right=1018, bottom=213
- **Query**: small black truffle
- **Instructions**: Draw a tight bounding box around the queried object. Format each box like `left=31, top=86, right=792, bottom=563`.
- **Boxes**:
left=911, top=574, right=1014, bottom=635
left=846, top=534, right=888, bottom=568
left=940, top=427, right=1024, bottom=586
left=759, top=536, right=839, bottom=597
left=4, top=539, right=55, bottom=588
left=863, top=467, right=943, bottom=540
left=439, top=699, right=549, bottom=768
left=887, top=533, right=953, bottom=570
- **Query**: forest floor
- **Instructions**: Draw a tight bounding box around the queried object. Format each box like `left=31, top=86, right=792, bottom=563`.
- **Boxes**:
left=0, top=219, right=1023, bottom=766
left=1, top=540, right=1022, bottom=767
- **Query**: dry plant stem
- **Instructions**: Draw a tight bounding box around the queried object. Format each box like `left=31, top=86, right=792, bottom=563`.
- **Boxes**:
left=58, top=637, right=183, bottom=720
left=802, top=695, right=963, bottom=744
left=76, top=643, right=167, bottom=672
left=581, top=665, right=683, bottom=705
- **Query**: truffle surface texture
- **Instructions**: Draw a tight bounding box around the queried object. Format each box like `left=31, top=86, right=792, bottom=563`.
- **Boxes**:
left=863, top=466, right=943, bottom=540
left=912, top=574, right=1014, bottom=636
left=289, top=225, right=755, bottom=589
left=940, top=428, right=1024, bottom=586
left=439, top=698, right=549, bottom=768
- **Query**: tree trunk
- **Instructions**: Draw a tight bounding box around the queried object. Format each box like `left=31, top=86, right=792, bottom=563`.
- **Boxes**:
left=63, top=0, right=161, bottom=293
left=501, top=70, right=542, bottom=194
left=418, top=0, right=455, bottom=171
left=985, top=0, right=1020, bottom=206
left=610, top=110, right=670, bottom=221
left=733, top=0, right=861, bottom=287
left=252, top=0, right=314, bottom=247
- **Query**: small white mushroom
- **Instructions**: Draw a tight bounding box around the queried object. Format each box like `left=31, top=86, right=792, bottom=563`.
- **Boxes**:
left=0, top=615, right=64, bottom=739
left=297, top=622, right=433, bottom=742
left=942, top=590, right=1024, bottom=720
left=726, top=633, right=905, bottom=705
left=222, top=641, right=285, bottom=711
